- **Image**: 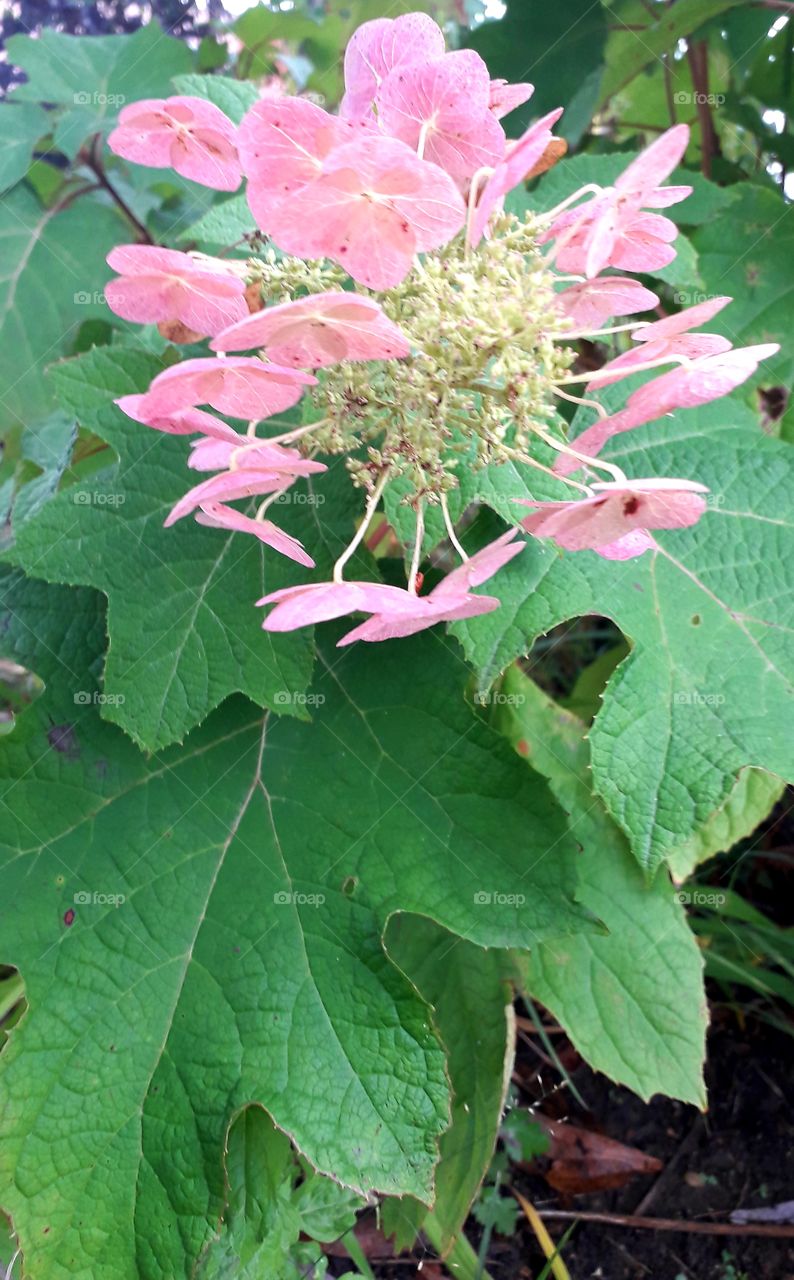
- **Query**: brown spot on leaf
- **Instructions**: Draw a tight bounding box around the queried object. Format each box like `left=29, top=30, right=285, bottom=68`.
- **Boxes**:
left=48, top=723, right=79, bottom=760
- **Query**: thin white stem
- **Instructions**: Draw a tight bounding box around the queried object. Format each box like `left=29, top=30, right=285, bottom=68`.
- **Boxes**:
left=465, top=165, right=494, bottom=252
left=255, top=484, right=291, bottom=520
left=332, top=470, right=390, bottom=584
left=540, top=183, right=604, bottom=224
left=266, top=418, right=329, bottom=446
left=408, top=503, right=425, bottom=593
left=246, top=419, right=260, bottom=438
left=506, top=447, right=593, bottom=495
left=555, top=354, right=691, bottom=386
left=552, top=386, right=609, bottom=419
left=440, top=493, right=468, bottom=561
left=532, top=423, right=628, bottom=484
left=560, top=321, right=646, bottom=341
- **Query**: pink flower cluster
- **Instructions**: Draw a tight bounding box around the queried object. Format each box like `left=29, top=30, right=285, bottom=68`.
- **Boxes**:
left=104, top=11, right=778, bottom=646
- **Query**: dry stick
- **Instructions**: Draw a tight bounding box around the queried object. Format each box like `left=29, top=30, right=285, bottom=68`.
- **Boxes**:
left=686, top=40, right=719, bottom=180
left=537, top=1210, right=794, bottom=1239
left=83, top=134, right=154, bottom=243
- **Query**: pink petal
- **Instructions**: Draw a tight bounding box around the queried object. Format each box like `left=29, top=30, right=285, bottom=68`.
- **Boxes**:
left=337, top=593, right=498, bottom=645
left=489, top=79, right=534, bottom=118
left=138, top=357, right=316, bottom=420
left=595, top=530, right=655, bottom=560
left=212, top=291, right=412, bottom=367
left=615, top=124, right=690, bottom=196
left=376, top=50, right=506, bottom=183
left=109, top=96, right=241, bottom=191
left=433, top=528, right=525, bottom=598
left=557, top=278, right=658, bottom=329
left=630, top=296, right=732, bottom=342
left=517, top=478, right=708, bottom=551
left=238, top=97, right=371, bottom=229
left=105, top=245, right=247, bottom=336
left=258, top=580, right=418, bottom=631
left=195, top=502, right=315, bottom=567
left=187, top=436, right=327, bottom=475
left=588, top=333, right=732, bottom=389
left=624, top=343, right=781, bottom=418
left=468, top=108, right=563, bottom=246
left=340, top=13, right=446, bottom=119
left=265, top=137, right=465, bottom=288
left=115, top=394, right=242, bottom=441
left=165, top=470, right=289, bottom=525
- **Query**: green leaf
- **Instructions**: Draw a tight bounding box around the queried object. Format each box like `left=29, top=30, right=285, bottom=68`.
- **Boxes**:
left=0, top=571, right=588, bottom=1279
left=598, top=0, right=747, bottom=105
left=0, top=185, right=124, bottom=430
left=383, top=918, right=515, bottom=1252
left=466, top=0, right=608, bottom=142
left=494, top=667, right=707, bottom=1106
left=179, top=192, right=253, bottom=250
left=693, top=183, right=794, bottom=386
left=667, top=768, right=784, bottom=882
left=11, top=345, right=322, bottom=750
left=0, top=102, right=48, bottom=192
left=454, top=399, right=794, bottom=874
left=170, top=73, right=260, bottom=125
left=7, top=26, right=192, bottom=158
left=197, top=1108, right=362, bottom=1278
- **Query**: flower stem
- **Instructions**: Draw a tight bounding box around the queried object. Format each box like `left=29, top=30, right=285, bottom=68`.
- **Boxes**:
left=555, top=354, right=691, bottom=385
left=332, top=470, right=391, bottom=584
left=441, top=493, right=468, bottom=561
left=532, top=423, right=628, bottom=483
left=506, top=447, right=593, bottom=495
left=408, top=503, right=425, bottom=593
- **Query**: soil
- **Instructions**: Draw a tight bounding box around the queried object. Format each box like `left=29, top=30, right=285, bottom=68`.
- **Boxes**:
left=332, top=1004, right=794, bottom=1280
left=503, top=1008, right=794, bottom=1280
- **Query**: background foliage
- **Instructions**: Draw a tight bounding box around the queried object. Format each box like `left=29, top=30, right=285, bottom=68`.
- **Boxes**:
left=0, top=2, right=792, bottom=1276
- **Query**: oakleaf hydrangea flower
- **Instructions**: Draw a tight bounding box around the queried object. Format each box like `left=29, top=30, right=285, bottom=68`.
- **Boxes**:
left=105, top=10, right=780, bottom=647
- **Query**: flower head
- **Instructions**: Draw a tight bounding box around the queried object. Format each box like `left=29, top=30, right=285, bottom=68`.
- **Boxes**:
left=102, top=14, right=776, bottom=649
